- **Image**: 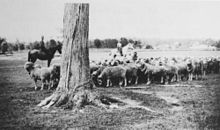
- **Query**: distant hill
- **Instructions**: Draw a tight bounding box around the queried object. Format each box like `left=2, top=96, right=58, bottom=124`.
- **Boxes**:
left=138, top=38, right=218, bottom=50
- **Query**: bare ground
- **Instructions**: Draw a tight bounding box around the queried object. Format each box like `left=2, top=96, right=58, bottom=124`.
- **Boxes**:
left=0, top=51, right=220, bottom=129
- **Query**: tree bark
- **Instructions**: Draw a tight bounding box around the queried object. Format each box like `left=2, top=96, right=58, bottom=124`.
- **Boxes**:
left=38, top=3, right=113, bottom=110
left=59, top=3, right=90, bottom=91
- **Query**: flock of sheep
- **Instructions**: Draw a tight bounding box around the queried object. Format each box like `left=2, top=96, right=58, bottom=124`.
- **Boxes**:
left=24, top=62, right=60, bottom=90
left=24, top=50, right=220, bottom=90
left=91, top=55, right=220, bottom=87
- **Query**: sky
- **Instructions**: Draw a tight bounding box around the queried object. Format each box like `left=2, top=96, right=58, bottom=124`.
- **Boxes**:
left=1, top=0, right=220, bottom=42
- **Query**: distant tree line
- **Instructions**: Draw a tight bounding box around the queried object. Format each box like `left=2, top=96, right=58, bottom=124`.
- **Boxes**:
left=0, top=37, right=58, bottom=54
left=0, top=37, right=30, bottom=54
left=213, top=40, right=220, bottom=48
left=89, top=37, right=143, bottom=49
left=0, top=36, right=155, bottom=54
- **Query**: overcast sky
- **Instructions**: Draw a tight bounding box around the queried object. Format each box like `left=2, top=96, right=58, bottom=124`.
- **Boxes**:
left=1, top=0, right=220, bottom=42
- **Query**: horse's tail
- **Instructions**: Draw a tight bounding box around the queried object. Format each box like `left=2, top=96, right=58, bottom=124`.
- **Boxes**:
left=28, top=50, right=31, bottom=61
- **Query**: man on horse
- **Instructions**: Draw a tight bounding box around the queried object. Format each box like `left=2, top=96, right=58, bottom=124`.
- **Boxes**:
left=40, top=36, right=47, bottom=52
left=117, top=42, right=123, bottom=56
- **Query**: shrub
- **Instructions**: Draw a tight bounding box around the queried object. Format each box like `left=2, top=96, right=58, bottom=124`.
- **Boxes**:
left=18, top=43, right=25, bottom=50
left=214, top=41, right=220, bottom=48
left=134, top=40, right=142, bottom=48
left=12, top=44, right=18, bottom=51
left=145, top=44, right=153, bottom=49
left=94, top=39, right=101, bottom=48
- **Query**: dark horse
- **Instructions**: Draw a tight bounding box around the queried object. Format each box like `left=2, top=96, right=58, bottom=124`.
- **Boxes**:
left=28, top=39, right=62, bottom=67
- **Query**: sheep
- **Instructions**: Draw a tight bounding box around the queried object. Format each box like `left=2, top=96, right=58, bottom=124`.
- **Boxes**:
left=98, top=66, right=127, bottom=87
left=24, top=62, right=60, bottom=90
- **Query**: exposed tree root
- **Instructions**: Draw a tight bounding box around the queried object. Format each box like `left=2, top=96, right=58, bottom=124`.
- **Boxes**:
left=38, top=81, right=158, bottom=113
left=38, top=87, right=159, bottom=114
left=37, top=86, right=121, bottom=111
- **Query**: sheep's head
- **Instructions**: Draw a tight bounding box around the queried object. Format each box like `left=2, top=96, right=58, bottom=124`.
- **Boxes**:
left=24, top=62, right=34, bottom=73
left=97, top=75, right=104, bottom=86
left=34, top=64, right=41, bottom=69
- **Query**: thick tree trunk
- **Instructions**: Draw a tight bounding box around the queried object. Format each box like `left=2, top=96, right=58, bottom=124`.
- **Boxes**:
left=59, top=3, right=90, bottom=91
left=38, top=3, right=113, bottom=110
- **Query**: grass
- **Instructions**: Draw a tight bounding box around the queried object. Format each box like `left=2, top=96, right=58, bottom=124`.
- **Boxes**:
left=0, top=50, right=220, bottom=129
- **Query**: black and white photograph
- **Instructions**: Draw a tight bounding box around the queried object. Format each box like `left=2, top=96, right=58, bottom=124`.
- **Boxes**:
left=0, top=0, right=220, bottom=129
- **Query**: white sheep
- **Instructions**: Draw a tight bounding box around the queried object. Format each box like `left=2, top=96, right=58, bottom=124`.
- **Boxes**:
left=24, top=62, right=60, bottom=90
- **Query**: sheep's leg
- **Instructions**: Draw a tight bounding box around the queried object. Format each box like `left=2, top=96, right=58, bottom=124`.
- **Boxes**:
left=135, top=76, right=138, bottom=85
left=165, top=75, right=169, bottom=84
left=46, top=80, right=50, bottom=90
left=174, top=74, right=177, bottom=82
left=124, top=77, right=127, bottom=87
left=41, top=83, right=44, bottom=90
left=146, top=74, right=151, bottom=85
left=41, top=80, right=45, bottom=90
left=169, top=74, right=173, bottom=83
left=128, top=78, right=132, bottom=84
left=177, top=74, right=180, bottom=82
left=203, top=71, right=206, bottom=80
left=190, top=74, right=193, bottom=81
left=34, top=79, right=38, bottom=90
left=48, top=80, right=52, bottom=90
left=170, top=75, right=174, bottom=82
left=175, top=74, right=178, bottom=82
left=106, top=79, right=110, bottom=87
left=109, top=80, right=112, bottom=87
left=160, top=76, right=164, bottom=84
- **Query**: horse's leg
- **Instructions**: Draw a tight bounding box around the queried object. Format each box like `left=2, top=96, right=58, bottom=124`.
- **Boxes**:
left=48, top=59, right=51, bottom=67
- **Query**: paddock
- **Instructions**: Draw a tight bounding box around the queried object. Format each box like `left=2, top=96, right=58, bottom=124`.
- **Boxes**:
left=0, top=50, right=220, bottom=129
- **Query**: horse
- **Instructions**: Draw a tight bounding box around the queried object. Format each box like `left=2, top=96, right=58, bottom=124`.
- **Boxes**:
left=109, top=43, right=135, bottom=59
left=28, top=39, right=62, bottom=67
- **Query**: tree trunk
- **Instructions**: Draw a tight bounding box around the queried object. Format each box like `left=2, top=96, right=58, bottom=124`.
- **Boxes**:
left=38, top=3, right=112, bottom=110
left=59, top=3, right=90, bottom=91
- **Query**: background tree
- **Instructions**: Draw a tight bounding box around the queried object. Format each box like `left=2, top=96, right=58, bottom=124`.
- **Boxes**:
left=0, top=37, right=6, bottom=53
left=134, top=40, right=142, bottom=48
left=103, top=38, right=118, bottom=48
left=128, top=39, right=134, bottom=43
left=25, top=44, right=31, bottom=50
left=1, top=41, right=8, bottom=54
left=38, top=3, right=113, bottom=110
left=12, top=43, right=18, bottom=51
left=94, top=38, right=101, bottom=48
left=145, top=44, right=153, bottom=49
left=214, top=40, right=220, bottom=48
left=30, top=41, right=41, bottom=49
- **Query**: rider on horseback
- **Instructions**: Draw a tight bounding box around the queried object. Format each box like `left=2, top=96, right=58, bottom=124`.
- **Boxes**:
left=117, top=42, right=123, bottom=56
left=40, top=36, right=47, bottom=52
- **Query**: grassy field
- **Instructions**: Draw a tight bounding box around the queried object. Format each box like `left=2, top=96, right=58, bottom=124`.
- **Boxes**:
left=0, top=50, right=220, bottom=129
